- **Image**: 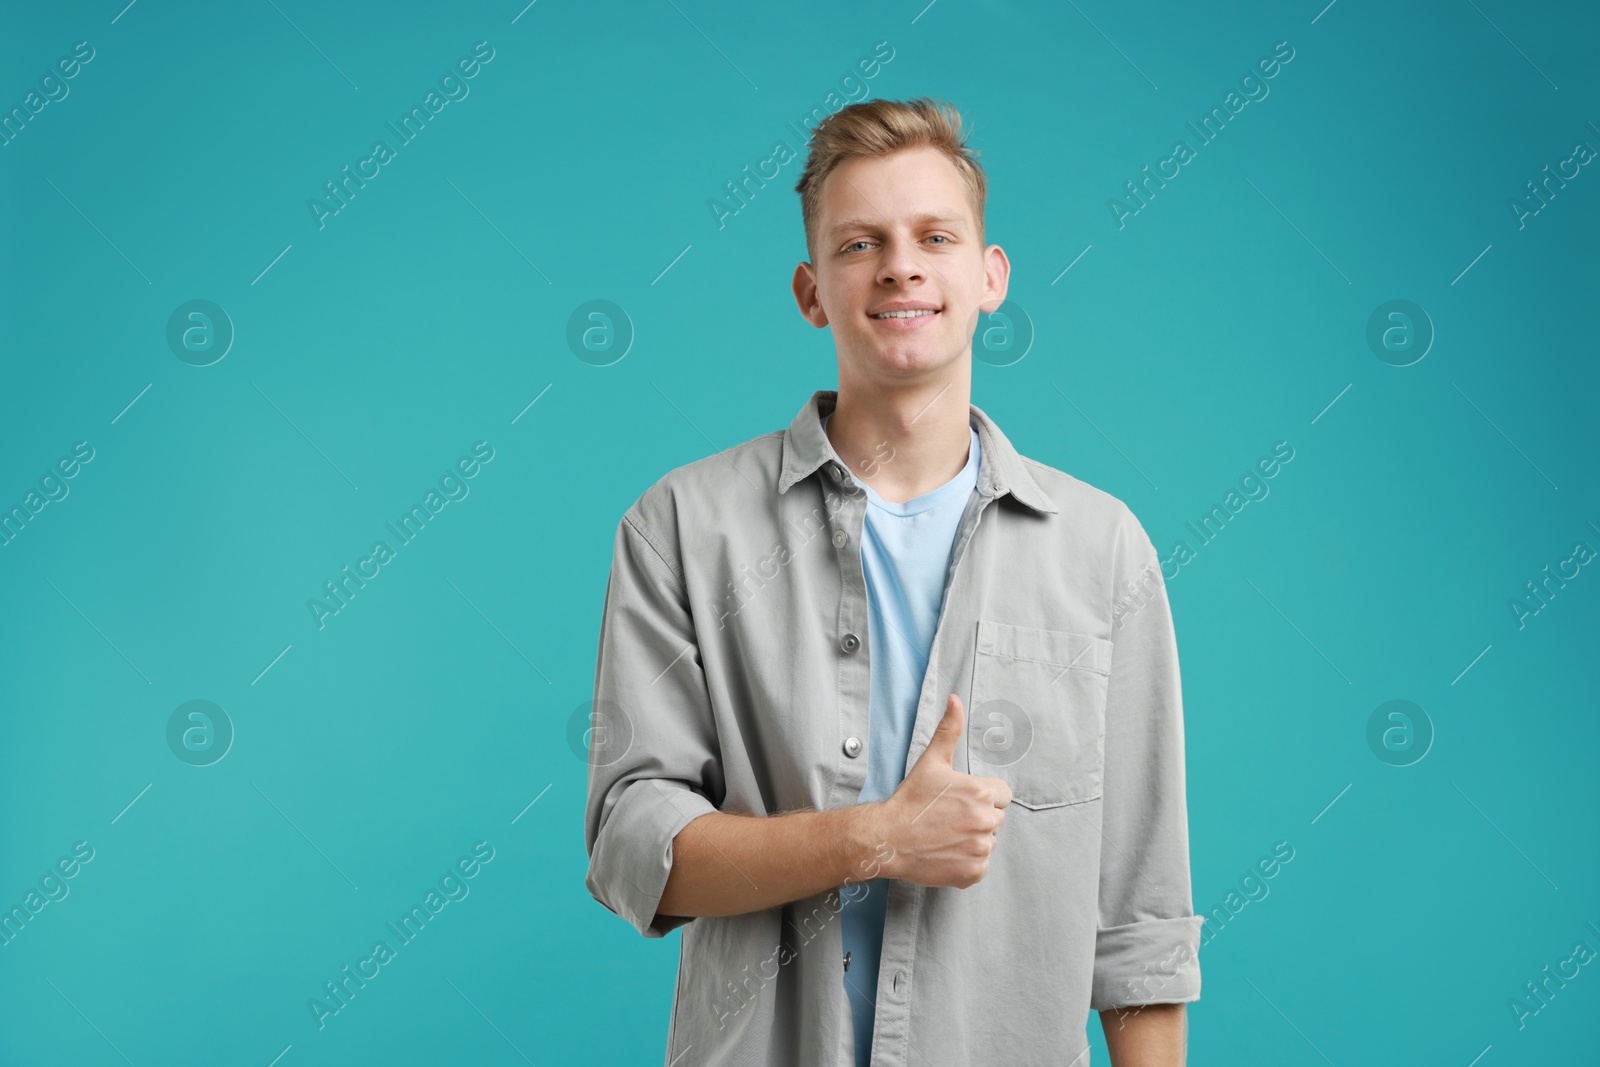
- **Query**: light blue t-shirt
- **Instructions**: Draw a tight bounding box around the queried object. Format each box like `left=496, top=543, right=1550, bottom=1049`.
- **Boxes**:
left=822, top=411, right=982, bottom=1067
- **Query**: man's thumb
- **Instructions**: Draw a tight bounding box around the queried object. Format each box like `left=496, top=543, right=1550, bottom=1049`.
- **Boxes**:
left=921, top=693, right=964, bottom=768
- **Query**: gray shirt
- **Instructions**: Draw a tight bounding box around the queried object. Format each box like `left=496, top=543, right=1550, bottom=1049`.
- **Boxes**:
left=584, top=389, right=1202, bottom=1066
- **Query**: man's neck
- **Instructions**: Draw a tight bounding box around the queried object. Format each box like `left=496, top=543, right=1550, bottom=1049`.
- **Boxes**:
left=825, top=377, right=973, bottom=505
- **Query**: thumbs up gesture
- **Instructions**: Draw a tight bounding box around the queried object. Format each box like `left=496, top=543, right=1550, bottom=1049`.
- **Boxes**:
left=865, top=694, right=1013, bottom=890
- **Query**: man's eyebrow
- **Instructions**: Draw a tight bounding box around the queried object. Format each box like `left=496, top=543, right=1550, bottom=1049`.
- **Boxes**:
left=827, top=214, right=966, bottom=238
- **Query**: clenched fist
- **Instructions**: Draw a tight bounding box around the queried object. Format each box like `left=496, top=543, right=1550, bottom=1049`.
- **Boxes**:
left=862, top=693, right=1014, bottom=890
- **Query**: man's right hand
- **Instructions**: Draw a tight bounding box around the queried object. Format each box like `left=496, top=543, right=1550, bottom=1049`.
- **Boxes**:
left=863, top=693, right=1013, bottom=890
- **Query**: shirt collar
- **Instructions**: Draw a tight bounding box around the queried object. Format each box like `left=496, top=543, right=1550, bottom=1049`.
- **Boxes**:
left=778, top=389, right=1058, bottom=515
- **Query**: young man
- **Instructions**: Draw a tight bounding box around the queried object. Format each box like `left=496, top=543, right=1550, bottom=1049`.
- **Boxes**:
left=584, top=97, right=1201, bottom=1066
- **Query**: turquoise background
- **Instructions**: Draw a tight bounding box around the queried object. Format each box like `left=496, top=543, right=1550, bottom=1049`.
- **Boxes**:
left=2, top=0, right=1596, bottom=1064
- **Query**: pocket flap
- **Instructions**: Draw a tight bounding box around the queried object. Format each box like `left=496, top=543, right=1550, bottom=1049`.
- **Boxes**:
left=975, top=620, right=1111, bottom=676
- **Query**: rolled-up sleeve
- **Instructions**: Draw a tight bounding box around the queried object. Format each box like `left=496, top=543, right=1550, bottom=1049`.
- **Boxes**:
left=584, top=509, right=722, bottom=939
left=1090, top=505, right=1203, bottom=1010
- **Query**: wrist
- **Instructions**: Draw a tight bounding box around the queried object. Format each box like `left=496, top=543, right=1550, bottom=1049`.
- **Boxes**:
left=842, top=800, right=896, bottom=882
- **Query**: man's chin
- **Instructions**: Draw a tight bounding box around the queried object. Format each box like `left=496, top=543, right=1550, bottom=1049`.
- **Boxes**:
left=840, top=339, right=969, bottom=380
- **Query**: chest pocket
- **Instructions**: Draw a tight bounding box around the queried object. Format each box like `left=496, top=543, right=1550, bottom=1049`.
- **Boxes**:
left=967, top=620, right=1112, bottom=810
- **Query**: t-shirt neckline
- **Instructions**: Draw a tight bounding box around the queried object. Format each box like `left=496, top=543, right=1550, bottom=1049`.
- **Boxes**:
left=821, top=411, right=981, bottom=517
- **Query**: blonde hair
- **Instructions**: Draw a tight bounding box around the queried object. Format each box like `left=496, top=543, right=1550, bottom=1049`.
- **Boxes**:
left=793, top=96, right=987, bottom=261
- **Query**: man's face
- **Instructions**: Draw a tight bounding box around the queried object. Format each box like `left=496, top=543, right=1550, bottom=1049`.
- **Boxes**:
left=793, top=146, right=1009, bottom=387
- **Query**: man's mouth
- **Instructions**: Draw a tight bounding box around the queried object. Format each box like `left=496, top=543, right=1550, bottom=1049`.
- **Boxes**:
left=869, top=309, right=940, bottom=320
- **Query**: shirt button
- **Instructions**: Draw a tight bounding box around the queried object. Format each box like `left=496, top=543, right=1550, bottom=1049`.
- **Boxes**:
left=839, top=633, right=860, bottom=654
left=832, top=530, right=848, bottom=548
left=892, top=970, right=905, bottom=993
left=843, top=736, right=863, bottom=757
left=828, top=463, right=843, bottom=480
left=843, top=950, right=852, bottom=972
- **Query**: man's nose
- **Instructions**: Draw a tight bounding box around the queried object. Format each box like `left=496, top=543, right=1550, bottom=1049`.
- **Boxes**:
left=879, top=238, right=926, bottom=286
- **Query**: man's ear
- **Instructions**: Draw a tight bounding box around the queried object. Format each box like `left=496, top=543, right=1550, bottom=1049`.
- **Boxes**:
left=979, top=243, right=1011, bottom=314
left=792, top=262, right=829, bottom=328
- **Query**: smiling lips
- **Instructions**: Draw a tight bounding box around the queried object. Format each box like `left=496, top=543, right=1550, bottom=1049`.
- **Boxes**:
left=868, top=304, right=941, bottom=329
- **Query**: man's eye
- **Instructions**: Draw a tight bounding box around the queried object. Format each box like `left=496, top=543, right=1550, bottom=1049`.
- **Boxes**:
left=844, top=241, right=873, bottom=253
left=926, top=235, right=949, bottom=245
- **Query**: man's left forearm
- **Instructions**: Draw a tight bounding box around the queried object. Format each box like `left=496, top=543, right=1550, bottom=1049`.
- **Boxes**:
left=1100, top=1002, right=1187, bottom=1066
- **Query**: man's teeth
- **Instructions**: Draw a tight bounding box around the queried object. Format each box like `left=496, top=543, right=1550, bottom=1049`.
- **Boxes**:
left=872, top=309, right=938, bottom=319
